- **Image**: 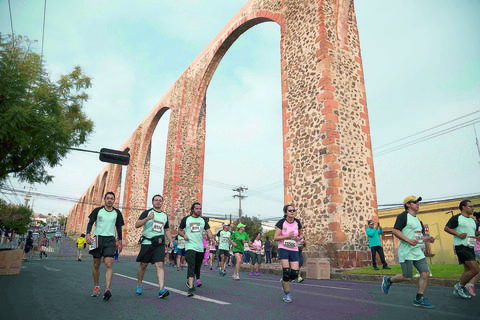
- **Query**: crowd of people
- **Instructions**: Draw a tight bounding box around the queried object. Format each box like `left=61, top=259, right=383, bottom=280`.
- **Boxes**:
left=76, top=191, right=480, bottom=308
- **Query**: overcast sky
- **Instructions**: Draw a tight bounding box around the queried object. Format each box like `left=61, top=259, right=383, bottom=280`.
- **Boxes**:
left=1, top=0, right=479, bottom=221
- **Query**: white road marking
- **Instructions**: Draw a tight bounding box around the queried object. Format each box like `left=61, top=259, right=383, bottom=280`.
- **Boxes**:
left=114, top=273, right=231, bottom=305
left=44, top=266, right=61, bottom=272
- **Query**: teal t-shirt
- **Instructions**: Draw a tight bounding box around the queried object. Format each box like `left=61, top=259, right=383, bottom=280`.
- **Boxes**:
left=217, top=230, right=232, bottom=251
left=366, top=227, right=383, bottom=247
left=179, top=215, right=210, bottom=252
left=394, top=211, right=425, bottom=263
left=177, top=235, right=185, bottom=250
left=94, top=208, right=118, bottom=237
left=138, top=209, right=169, bottom=245
left=231, top=231, right=249, bottom=253
left=446, top=213, right=477, bottom=248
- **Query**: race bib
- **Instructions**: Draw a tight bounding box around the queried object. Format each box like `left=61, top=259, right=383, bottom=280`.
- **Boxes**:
left=283, top=239, right=296, bottom=248
left=414, top=231, right=424, bottom=244
left=178, top=239, right=184, bottom=245
left=190, top=223, right=201, bottom=233
left=467, top=236, right=476, bottom=248
left=152, top=220, right=164, bottom=233
left=89, top=236, right=98, bottom=251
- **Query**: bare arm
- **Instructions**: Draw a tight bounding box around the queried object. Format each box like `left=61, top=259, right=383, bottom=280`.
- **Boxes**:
left=392, top=228, right=417, bottom=246
left=135, top=212, right=154, bottom=228
left=444, top=226, right=467, bottom=239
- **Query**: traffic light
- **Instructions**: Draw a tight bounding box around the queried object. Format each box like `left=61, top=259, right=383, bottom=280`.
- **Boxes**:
left=99, top=148, right=130, bottom=165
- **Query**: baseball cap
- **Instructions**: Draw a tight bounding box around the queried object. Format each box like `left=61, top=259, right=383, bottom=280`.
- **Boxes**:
left=237, top=223, right=246, bottom=228
left=367, top=220, right=374, bottom=225
left=222, top=223, right=230, bottom=226
left=403, top=196, right=422, bottom=205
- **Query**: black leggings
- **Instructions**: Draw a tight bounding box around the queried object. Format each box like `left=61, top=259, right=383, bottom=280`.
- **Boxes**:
left=185, top=250, right=204, bottom=279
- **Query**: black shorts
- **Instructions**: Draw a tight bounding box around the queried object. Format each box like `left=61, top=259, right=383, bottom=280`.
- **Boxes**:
left=455, top=245, right=476, bottom=264
left=89, top=236, right=116, bottom=258
left=136, top=244, right=166, bottom=264
left=218, top=249, right=229, bottom=257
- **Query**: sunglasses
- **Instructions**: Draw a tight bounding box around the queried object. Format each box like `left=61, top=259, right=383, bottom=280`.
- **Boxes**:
left=288, top=209, right=296, bottom=212
left=409, top=201, right=418, bottom=204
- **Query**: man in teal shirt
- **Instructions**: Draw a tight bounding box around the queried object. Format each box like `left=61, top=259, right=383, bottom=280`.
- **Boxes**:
left=366, top=220, right=390, bottom=270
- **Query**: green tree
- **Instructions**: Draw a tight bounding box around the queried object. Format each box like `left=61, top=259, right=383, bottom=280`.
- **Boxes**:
left=231, top=215, right=263, bottom=240
left=0, top=199, right=33, bottom=234
left=0, top=34, right=94, bottom=185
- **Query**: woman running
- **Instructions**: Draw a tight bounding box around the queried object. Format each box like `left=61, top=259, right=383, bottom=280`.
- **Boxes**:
left=274, top=204, right=304, bottom=303
left=249, top=232, right=262, bottom=275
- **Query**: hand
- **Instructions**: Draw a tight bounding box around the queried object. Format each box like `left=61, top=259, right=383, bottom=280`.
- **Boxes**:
left=184, top=235, right=189, bottom=241
left=458, top=233, right=467, bottom=240
left=407, top=239, right=418, bottom=247
left=288, top=231, right=295, bottom=239
left=234, top=243, right=238, bottom=247
left=147, top=212, right=154, bottom=220
left=86, top=234, right=92, bottom=245
left=117, top=240, right=123, bottom=253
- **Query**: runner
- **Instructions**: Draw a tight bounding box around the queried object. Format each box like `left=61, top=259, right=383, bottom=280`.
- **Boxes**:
left=249, top=232, right=262, bottom=276
left=209, top=237, right=217, bottom=270
left=176, top=234, right=186, bottom=271
left=381, top=196, right=436, bottom=308
left=76, top=233, right=86, bottom=261
left=86, top=191, right=124, bottom=301
left=134, top=194, right=171, bottom=299
left=274, top=204, right=304, bottom=303
left=178, top=202, right=214, bottom=297
left=444, top=199, right=479, bottom=299
left=231, top=223, right=249, bottom=280
left=217, top=223, right=233, bottom=276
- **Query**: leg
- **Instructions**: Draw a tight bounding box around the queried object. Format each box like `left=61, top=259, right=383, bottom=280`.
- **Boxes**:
left=280, top=259, right=291, bottom=293
left=92, top=258, right=102, bottom=287
left=137, top=262, right=148, bottom=286
left=377, top=246, right=388, bottom=268
left=104, top=257, right=114, bottom=289
left=154, top=261, right=165, bottom=289
left=370, top=246, right=378, bottom=268
left=220, top=253, right=226, bottom=271
left=195, top=251, right=204, bottom=280
left=460, top=260, right=480, bottom=286
left=185, top=250, right=196, bottom=287
left=234, top=252, right=243, bottom=275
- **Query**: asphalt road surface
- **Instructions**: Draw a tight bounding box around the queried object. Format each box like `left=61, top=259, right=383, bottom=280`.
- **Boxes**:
left=1, top=257, right=478, bottom=320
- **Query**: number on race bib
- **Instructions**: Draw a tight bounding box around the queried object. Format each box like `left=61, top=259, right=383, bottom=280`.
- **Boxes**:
left=152, top=220, right=164, bottom=233
left=414, top=231, right=424, bottom=244
left=190, top=223, right=201, bottom=233
left=467, top=236, right=476, bottom=248
left=283, top=239, right=296, bottom=248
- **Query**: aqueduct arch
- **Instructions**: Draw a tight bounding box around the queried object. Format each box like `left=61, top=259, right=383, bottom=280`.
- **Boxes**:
left=67, top=0, right=377, bottom=268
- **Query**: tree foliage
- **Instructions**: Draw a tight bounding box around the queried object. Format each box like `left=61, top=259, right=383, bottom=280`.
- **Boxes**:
left=0, top=34, right=94, bottom=185
left=0, top=199, right=33, bottom=234
left=231, top=215, right=263, bottom=240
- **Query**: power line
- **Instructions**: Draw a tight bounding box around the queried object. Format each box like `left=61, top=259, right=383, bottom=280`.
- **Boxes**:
left=41, top=0, right=47, bottom=61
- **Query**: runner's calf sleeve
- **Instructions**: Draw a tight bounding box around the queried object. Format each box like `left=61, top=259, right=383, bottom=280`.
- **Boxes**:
left=282, top=268, right=291, bottom=282
left=290, top=269, right=299, bottom=281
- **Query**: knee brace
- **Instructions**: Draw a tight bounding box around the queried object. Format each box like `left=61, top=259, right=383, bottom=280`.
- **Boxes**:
left=282, top=268, right=291, bottom=282
left=290, top=269, right=299, bottom=281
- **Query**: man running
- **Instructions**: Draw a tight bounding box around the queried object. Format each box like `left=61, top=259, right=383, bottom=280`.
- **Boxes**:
left=274, top=204, right=304, bottom=303
left=178, top=202, right=214, bottom=297
left=86, top=192, right=124, bottom=301
left=444, top=199, right=479, bottom=299
left=381, top=196, right=436, bottom=308
left=217, top=223, right=234, bottom=276
left=134, top=194, right=171, bottom=299
left=231, top=223, right=249, bottom=280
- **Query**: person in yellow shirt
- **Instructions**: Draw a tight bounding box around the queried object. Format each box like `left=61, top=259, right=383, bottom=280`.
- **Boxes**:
left=76, top=234, right=86, bottom=261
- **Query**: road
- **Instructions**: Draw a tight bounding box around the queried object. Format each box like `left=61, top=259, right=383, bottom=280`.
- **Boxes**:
left=1, top=254, right=478, bottom=320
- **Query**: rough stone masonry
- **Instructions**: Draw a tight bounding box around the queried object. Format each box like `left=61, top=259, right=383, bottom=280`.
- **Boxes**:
left=67, top=0, right=377, bottom=269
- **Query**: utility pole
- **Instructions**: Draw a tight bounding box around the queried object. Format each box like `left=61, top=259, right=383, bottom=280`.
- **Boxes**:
left=24, top=183, right=35, bottom=209
left=232, top=185, right=248, bottom=223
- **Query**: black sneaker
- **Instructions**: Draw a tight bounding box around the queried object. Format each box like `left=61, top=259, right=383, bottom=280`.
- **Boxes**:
left=373, top=267, right=379, bottom=270
left=383, top=266, right=391, bottom=270
left=185, top=280, right=195, bottom=297
left=103, top=289, right=112, bottom=301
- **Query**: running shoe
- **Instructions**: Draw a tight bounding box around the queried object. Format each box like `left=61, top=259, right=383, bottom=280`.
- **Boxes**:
left=297, top=276, right=304, bottom=283
left=177, top=267, right=180, bottom=271
left=381, top=276, right=391, bottom=295
left=466, top=283, right=476, bottom=297
left=222, top=270, right=226, bottom=276
left=250, top=272, right=254, bottom=276
left=453, top=283, right=471, bottom=299
left=103, top=289, right=112, bottom=301
left=196, top=279, right=202, bottom=287
left=412, top=297, right=434, bottom=308
left=282, top=293, right=292, bottom=303
left=135, top=286, right=142, bottom=295
left=158, top=288, right=170, bottom=299
left=255, top=271, right=260, bottom=276
left=185, top=279, right=195, bottom=297
left=219, top=268, right=223, bottom=276
left=91, top=286, right=101, bottom=297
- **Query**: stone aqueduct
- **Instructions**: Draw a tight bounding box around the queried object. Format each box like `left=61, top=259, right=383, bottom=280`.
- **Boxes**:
left=66, top=0, right=378, bottom=268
